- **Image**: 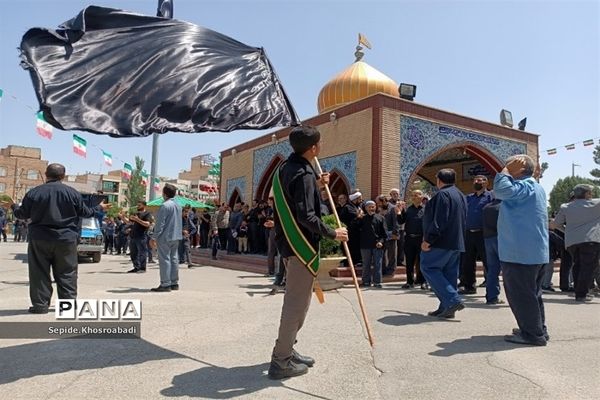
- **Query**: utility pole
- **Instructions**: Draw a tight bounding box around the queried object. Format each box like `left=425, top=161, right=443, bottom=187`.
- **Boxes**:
left=149, top=0, right=174, bottom=201
left=572, top=163, right=580, bottom=177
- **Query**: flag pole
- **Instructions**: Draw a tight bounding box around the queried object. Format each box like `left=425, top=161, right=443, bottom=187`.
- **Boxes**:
left=149, top=0, right=174, bottom=201
left=313, top=157, right=375, bottom=347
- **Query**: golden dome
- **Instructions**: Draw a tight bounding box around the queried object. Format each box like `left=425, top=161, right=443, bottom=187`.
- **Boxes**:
left=317, top=60, right=398, bottom=113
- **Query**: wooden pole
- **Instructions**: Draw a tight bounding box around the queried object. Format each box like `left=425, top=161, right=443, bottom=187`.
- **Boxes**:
left=314, top=158, right=375, bottom=347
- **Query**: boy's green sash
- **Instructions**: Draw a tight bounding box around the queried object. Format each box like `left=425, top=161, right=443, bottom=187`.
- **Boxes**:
left=272, top=168, right=319, bottom=276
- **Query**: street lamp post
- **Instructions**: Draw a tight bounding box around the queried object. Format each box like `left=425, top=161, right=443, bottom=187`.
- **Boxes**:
left=572, top=163, right=580, bottom=177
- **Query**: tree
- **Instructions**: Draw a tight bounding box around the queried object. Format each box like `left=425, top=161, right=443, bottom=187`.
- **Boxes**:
left=126, top=156, right=147, bottom=207
left=590, top=144, right=600, bottom=184
left=548, top=176, right=600, bottom=214
left=106, top=202, right=121, bottom=219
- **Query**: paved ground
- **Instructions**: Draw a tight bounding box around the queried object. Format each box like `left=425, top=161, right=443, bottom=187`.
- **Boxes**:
left=0, top=241, right=598, bottom=400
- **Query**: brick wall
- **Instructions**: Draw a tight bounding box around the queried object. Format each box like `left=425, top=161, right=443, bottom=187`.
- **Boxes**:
left=0, top=152, right=48, bottom=201
left=220, top=108, right=374, bottom=203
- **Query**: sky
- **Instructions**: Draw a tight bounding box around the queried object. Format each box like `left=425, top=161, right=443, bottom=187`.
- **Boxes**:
left=0, top=0, right=598, bottom=196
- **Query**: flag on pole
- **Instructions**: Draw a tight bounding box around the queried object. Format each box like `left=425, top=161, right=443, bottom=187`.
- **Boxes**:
left=565, top=144, right=575, bottom=150
left=73, top=134, right=87, bottom=157
left=0, top=88, right=3, bottom=102
left=358, top=33, right=372, bottom=49
left=141, top=171, right=149, bottom=186
left=122, top=163, right=132, bottom=180
left=20, top=6, right=299, bottom=137
left=153, top=178, right=160, bottom=192
left=102, top=150, right=112, bottom=166
left=36, top=111, right=53, bottom=139
left=547, top=148, right=557, bottom=155
left=583, top=139, right=595, bottom=146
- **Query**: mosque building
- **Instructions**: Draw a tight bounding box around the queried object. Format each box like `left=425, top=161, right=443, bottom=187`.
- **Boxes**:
left=219, top=39, right=539, bottom=205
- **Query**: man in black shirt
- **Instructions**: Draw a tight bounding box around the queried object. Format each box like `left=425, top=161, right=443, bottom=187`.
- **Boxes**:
left=398, top=190, right=426, bottom=289
left=127, top=201, right=152, bottom=273
left=4, top=163, right=110, bottom=313
left=270, top=125, right=347, bottom=380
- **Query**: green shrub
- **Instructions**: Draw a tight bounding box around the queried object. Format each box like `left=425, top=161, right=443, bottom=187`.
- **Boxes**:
left=320, top=214, right=344, bottom=256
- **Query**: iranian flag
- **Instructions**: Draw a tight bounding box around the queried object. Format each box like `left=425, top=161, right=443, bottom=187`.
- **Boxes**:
left=583, top=139, right=595, bottom=147
left=0, top=88, right=3, bottom=102
left=36, top=112, right=53, bottom=139
left=73, top=134, right=87, bottom=157
left=122, top=163, right=133, bottom=180
left=565, top=144, right=575, bottom=151
left=102, top=150, right=112, bottom=166
left=141, top=171, right=149, bottom=186
left=153, top=178, right=160, bottom=192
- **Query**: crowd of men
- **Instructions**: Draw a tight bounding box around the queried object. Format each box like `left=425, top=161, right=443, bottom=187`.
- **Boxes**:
left=0, top=138, right=599, bottom=384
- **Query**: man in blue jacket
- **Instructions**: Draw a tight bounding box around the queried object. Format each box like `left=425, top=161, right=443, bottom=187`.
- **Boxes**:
left=494, top=155, right=549, bottom=346
left=420, top=168, right=467, bottom=319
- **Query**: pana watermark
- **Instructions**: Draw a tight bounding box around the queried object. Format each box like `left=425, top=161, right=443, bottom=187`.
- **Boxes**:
left=55, top=299, right=142, bottom=320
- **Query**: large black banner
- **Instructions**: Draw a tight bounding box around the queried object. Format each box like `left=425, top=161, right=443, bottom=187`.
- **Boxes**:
left=20, top=6, right=298, bottom=137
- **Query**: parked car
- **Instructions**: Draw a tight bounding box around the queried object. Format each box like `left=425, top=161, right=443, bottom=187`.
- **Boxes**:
left=78, top=217, right=103, bottom=262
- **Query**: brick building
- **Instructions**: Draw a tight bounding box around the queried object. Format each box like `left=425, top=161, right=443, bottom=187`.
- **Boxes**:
left=0, top=145, right=48, bottom=201
left=219, top=52, right=539, bottom=205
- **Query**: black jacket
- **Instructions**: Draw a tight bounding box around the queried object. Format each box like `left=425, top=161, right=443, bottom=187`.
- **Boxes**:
left=274, top=153, right=336, bottom=258
left=422, top=184, right=467, bottom=251
left=357, top=213, right=387, bottom=249
left=12, top=180, right=101, bottom=243
left=398, top=204, right=425, bottom=236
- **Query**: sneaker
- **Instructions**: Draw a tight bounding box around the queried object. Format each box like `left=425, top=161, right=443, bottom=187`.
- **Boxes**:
left=126, top=268, right=138, bottom=273
left=458, top=287, right=477, bottom=295
left=374, top=283, right=383, bottom=289
left=188, top=264, right=195, bottom=268
left=402, top=283, right=414, bottom=289
left=150, top=286, right=171, bottom=292
left=420, top=283, right=429, bottom=290
left=267, top=360, right=309, bottom=380
left=170, top=284, right=179, bottom=291
left=437, top=302, right=465, bottom=318
left=359, top=283, right=371, bottom=288
left=136, top=269, right=146, bottom=273
left=575, top=295, right=594, bottom=302
left=486, top=298, right=505, bottom=305
left=427, top=309, right=442, bottom=317
left=542, top=286, right=556, bottom=293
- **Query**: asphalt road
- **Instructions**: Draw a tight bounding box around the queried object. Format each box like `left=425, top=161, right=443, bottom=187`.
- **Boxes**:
left=0, top=241, right=598, bottom=400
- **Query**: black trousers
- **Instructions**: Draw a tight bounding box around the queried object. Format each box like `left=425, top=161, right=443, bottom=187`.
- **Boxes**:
left=396, top=230, right=405, bottom=265
left=460, top=230, right=487, bottom=288
left=502, top=262, right=547, bottom=343
left=28, top=240, right=78, bottom=309
left=348, top=227, right=362, bottom=266
left=404, top=234, right=424, bottom=284
left=104, top=234, right=114, bottom=253
left=218, top=228, right=229, bottom=253
left=200, top=226, right=209, bottom=248
left=559, top=249, right=573, bottom=290
left=568, top=242, right=600, bottom=299
left=130, top=237, right=148, bottom=271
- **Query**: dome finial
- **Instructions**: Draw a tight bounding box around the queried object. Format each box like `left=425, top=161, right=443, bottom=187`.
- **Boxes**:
left=355, top=33, right=372, bottom=62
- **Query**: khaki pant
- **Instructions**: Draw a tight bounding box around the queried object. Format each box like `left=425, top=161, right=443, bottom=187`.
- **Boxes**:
left=271, top=256, right=314, bottom=367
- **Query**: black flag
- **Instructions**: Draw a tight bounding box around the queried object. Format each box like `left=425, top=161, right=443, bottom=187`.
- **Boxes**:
left=20, top=6, right=299, bottom=138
